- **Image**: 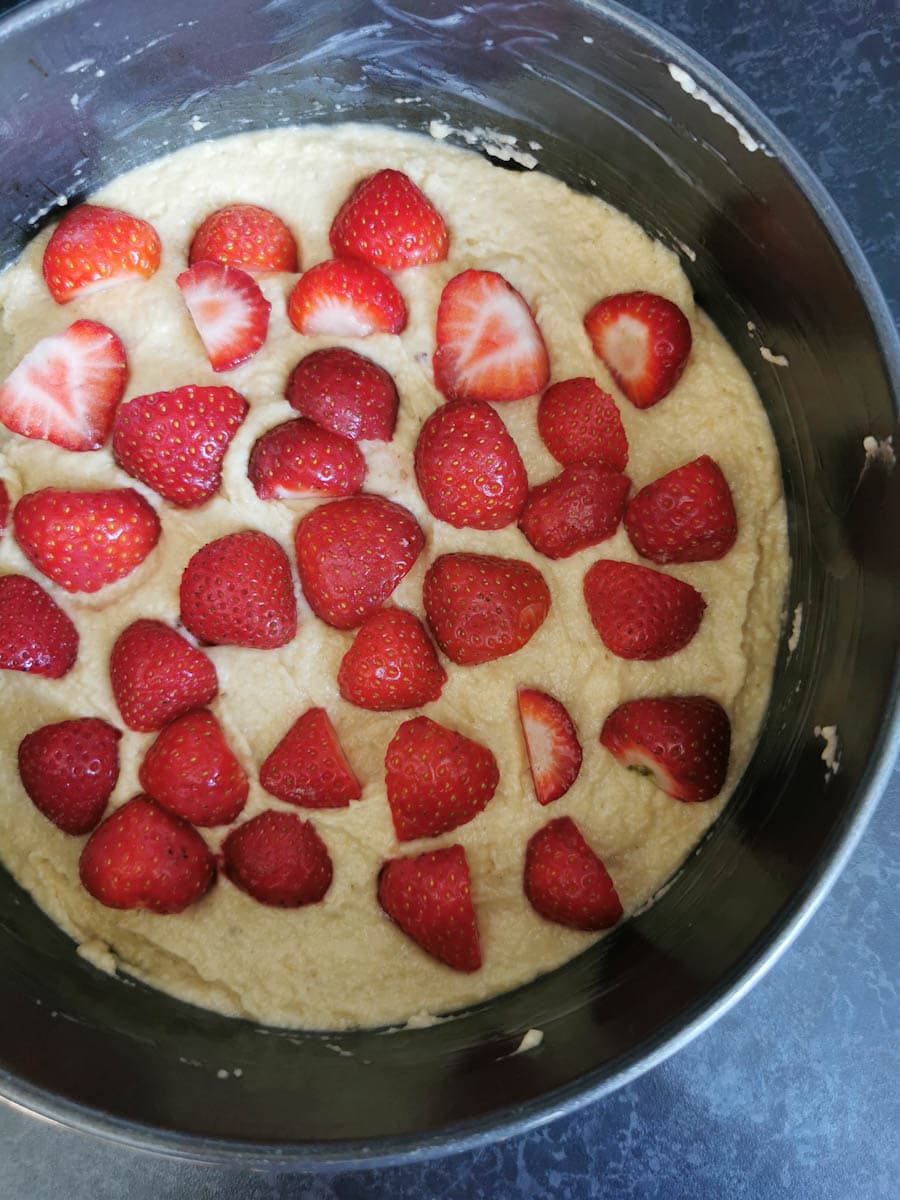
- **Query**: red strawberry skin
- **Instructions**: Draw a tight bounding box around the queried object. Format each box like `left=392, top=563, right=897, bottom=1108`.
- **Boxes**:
left=177, top=260, right=270, bottom=372
left=285, top=347, right=399, bottom=442
left=385, top=716, right=499, bottom=841
left=0, top=575, right=78, bottom=677
left=222, top=810, right=332, bottom=907
left=260, top=707, right=362, bottom=809
left=517, top=688, right=582, bottom=806
left=338, top=608, right=447, bottom=711
left=583, top=559, right=706, bottom=660
left=378, top=845, right=481, bottom=971
left=42, top=204, right=161, bottom=304
left=433, top=269, right=550, bottom=403
left=287, top=258, right=408, bottom=337
left=295, top=495, right=423, bottom=630
left=139, top=708, right=248, bottom=827
left=599, top=695, right=731, bottom=802
left=519, top=463, right=630, bottom=560
left=110, top=619, right=218, bottom=733
left=329, top=168, right=450, bottom=270
left=538, top=377, right=628, bottom=470
left=584, top=291, right=692, bottom=409
left=414, top=399, right=528, bottom=530
left=524, top=816, right=623, bottom=931
left=79, top=795, right=216, bottom=914
left=423, top=552, right=551, bottom=666
left=625, top=455, right=738, bottom=564
left=0, top=480, right=9, bottom=539
left=180, top=530, right=297, bottom=649
left=189, top=203, right=298, bottom=273
left=18, top=718, right=120, bottom=835
left=248, top=418, right=366, bottom=500
left=0, top=320, right=127, bottom=452
left=14, top=487, right=160, bottom=594
left=113, top=384, right=248, bottom=508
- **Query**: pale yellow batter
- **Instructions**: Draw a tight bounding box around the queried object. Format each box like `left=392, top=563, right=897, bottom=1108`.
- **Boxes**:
left=0, top=126, right=788, bottom=1030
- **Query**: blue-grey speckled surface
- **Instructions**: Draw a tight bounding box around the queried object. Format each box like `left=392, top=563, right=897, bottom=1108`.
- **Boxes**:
left=1, top=0, right=898, bottom=1195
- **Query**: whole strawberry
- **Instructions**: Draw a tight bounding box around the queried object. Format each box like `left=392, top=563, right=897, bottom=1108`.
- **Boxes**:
left=248, top=418, right=366, bottom=500
left=537, top=376, right=628, bottom=470
left=42, top=204, right=161, bottom=304
left=378, top=845, right=481, bottom=972
left=0, top=574, right=78, bottom=677
left=260, top=707, right=362, bottom=809
left=177, top=260, right=270, bottom=372
left=518, top=462, right=630, bottom=559
left=524, top=816, right=623, bottom=931
left=139, top=709, right=248, bottom=827
left=625, top=455, right=737, bottom=564
left=285, top=347, right=399, bottom=442
left=584, top=290, right=692, bottom=409
left=189, top=203, right=298, bottom=273
left=222, top=810, right=333, bottom=908
left=287, top=258, right=407, bottom=337
left=583, top=559, right=706, bottom=660
left=110, top=619, right=218, bottom=732
left=338, top=608, right=447, bottom=711
left=329, top=168, right=450, bottom=270
left=18, top=718, right=120, bottom=834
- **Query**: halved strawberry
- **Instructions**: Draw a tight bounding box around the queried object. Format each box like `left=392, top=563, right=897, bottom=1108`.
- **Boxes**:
left=414, top=398, right=527, bottom=530
left=423, top=552, right=551, bottom=666
left=18, top=718, right=120, bottom=835
left=222, top=810, right=332, bottom=908
left=42, top=204, right=161, bottom=304
left=433, top=269, right=550, bottom=403
left=584, top=291, right=692, bottom=409
left=180, top=530, right=297, bottom=648
left=583, top=559, right=706, bottom=660
left=537, top=377, right=628, bottom=470
left=338, top=608, right=447, bottom=711
left=139, top=708, right=248, bottom=827
left=329, top=168, right=450, bottom=270
left=378, top=844, right=481, bottom=971
left=285, top=347, right=399, bottom=442
left=79, top=795, right=216, bottom=913
left=0, top=320, right=127, bottom=452
left=295, top=495, right=423, bottom=630
left=177, top=260, right=270, bottom=372
left=14, top=487, right=160, bottom=593
left=189, top=203, right=298, bottom=273
left=110, top=619, right=218, bottom=733
left=248, top=418, right=366, bottom=500
left=0, top=480, right=9, bottom=540
left=113, top=384, right=248, bottom=508
left=260, top=707, right=362, bottom=809
left=287, top=258, right=407, bottom=337
left=385, top=716, right=499, bottom=841
left=599, top=695, right=731, bottom=802
left=625, top=455, right=737, bottom=564
left=517, top=689, right=582, bottom=806
left=518, top=462, right=630, bottom=560
left=0, top=575, right=78, bottom=677
left=524, top=816, right=623, bottom=931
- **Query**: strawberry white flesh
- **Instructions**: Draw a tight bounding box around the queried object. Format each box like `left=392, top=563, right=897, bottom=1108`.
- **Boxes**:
left=518, top=688, right=583, bottom=805
left=177, top=260, right=270, bottom=372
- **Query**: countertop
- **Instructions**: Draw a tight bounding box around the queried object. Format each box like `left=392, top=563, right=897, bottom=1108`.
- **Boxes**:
left=1, top=0, right=897, bottom=1196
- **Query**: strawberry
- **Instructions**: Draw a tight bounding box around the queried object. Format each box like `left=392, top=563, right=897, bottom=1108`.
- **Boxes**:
left=524, top=816, right=623, bottom=931
left=385, top=716, right=499, bottom=841
left=599, top=695, right=731, bottom=802
left=423, top=552, right=551, bottom=666
left=624, top=455, right=737, bottom=564
left=517, top=689, right=582, bottom=806
left=378, top=845, right=481, bottom=972
left=42, top=204, right=161, bottom=304
left=248, top=418, right=366, bottom=500
left=583, top=559, right=706, bottom=660
left=0, top=480, right=9, bottom=540
left=79, top=795, right=216, bottom=913
left=537, top=376, right=628, bottom=470
left=222, top=810, right=333, bottom=908
left=329, top=168, right=450, bottom=270
left=0, top=575, right=78, bottom=677
left=338, top=608, right=447, bottom=711
left=260, top=707, right=362, bottom=809
left=295, top=495, right=423, bottom=630
left=110, top=619, right=218, bottom=733
left=189, top=203, right=298, bottom=273
left=287, top=258, right=407, bottom=337
left=180, top=530, right=297, bottom=648
left=518, top=462, right=630, bottom=560
left=13, top=487, right=160, bottom=594
left=0, top=320, right=127, bottom=452
left=414, top=398, right=527, bottom=530
left=285, top=347, right=399, bottom=442
left=139, top=708, right=248, bottom=827
left=176, top=260, right=270, bottom=372
left=433, top=269, right=550, bottom=403
left=112, top=384, right=248, bottom=508
left=584, top=290, right=692, bottom=410
left=18, top=718, right=120, bottom=835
